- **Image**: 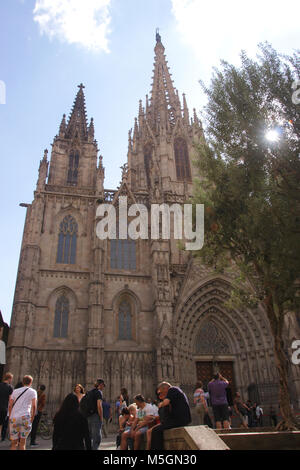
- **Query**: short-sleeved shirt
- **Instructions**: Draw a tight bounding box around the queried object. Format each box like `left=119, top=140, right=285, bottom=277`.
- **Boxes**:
left=90, top=388, right=103, bottom=414
left=0, top=382, right=13, bottom=410
left=10, top=386, right=37, bottom=420
left=165, top=386, right=191, bottom=426
left=151, top=404, right=159, bottom=417
left=102, top=400, right=111, bottom=420
left=208, top=380, right=228, bottom=406
left=137, top=403, right=154, bottom=422
left=193, top=388, right=206, bottom=405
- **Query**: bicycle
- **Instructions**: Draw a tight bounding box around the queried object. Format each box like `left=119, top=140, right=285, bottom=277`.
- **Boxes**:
left=37, top=412, right=53, bottom=440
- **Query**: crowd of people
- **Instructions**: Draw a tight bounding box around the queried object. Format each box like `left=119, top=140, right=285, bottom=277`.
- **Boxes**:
left=0, top=370, right=279, bottom=451
left=193, top=373, right=268, bottom=430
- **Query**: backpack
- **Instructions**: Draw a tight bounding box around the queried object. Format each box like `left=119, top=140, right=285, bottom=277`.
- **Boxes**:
left=79, top=390, right=97, bottom=418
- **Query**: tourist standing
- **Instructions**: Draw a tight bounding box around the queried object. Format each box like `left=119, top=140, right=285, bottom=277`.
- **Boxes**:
left=150, top=382, right=191, bottom=450
left=246, top=400, right=254, bottom=427
left=8, top=375, right=37, bottom=450
left=233, top=392, right=249, bottom=429
left=193, top=381, right=209, bottom=425
left=256, top=404, right=263, bottom=426
left=0, top=372, right=13, bottom=439
left=52, top=393, right=91, bottom=450
left=74, top=384, right=85, bottom=402
left=207, top=373, right=230, bottom=429
left=83, top=378, right=105, bottom=450
left=30, top=384, right=46, bottom=446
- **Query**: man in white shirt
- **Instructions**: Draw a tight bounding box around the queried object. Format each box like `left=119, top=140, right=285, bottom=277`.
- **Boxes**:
left=131, top=394, right=154, bottom=450
left=8, top=375, right=37, bottom=450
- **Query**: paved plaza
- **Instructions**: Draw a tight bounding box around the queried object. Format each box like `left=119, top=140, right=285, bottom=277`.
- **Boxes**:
left=0, top=433, right=116, bottom=451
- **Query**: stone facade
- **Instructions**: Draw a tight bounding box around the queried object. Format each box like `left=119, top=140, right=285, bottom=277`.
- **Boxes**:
left=6, top=35, right=300, bottom=415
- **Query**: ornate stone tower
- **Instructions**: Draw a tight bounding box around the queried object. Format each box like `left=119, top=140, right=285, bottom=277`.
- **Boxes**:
left=126, top=30, right=203, bottom=385
left=7, top=84, right=106, bottom=411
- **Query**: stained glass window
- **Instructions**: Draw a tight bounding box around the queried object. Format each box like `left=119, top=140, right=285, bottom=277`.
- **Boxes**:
left=195, top=321, right=231, bottom=354
left=174, top=138, right=191, bottom=181
left=118, top=300, right=132, bottom=340
left=54, top=295, right=69, bottom=338
left=110, top=239, right=136, bottom=270
left=67, top=151, right=79, bottom=185
left=56, top=215, right=78, bottom=264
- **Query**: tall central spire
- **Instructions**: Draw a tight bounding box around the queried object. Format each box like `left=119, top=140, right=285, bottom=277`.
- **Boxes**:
left=65, top=83, right=88, bottom=140
left=148, top=32, right=180, bottom=134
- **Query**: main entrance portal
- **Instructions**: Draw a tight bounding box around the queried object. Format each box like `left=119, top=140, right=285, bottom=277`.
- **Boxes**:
left=196, top=361, right=236, bottom=396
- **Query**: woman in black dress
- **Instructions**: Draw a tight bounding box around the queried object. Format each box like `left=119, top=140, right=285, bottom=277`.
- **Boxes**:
left=52, top=393, right=91, bottom=450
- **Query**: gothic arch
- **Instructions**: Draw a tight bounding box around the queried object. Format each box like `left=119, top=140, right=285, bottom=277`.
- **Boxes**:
left=112, top=289, right=140, bottom=343
left=174, top=276, right=276, bottom=398
left=175, top=277, right=270, bottom=355
left=46, top=286, right=78, bottom=344
left=173, top=136, right=191, bottom=181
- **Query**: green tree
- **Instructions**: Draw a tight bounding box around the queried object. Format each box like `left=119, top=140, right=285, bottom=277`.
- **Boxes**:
left=193, top=43, right=300, bottom=430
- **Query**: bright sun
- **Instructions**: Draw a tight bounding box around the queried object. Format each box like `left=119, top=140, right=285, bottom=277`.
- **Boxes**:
left=265, top=129, right=280, bottom=142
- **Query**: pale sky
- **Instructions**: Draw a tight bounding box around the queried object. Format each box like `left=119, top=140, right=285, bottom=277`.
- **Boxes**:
left=0, top=0, right=299, bottom=324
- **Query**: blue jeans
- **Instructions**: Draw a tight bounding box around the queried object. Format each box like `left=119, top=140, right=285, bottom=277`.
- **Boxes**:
left=87, top=414, right=102, bottom=450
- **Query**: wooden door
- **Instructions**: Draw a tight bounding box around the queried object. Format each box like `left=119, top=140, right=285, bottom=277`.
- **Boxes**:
left=196, top=362, right=213, bottom=391
left=196, top=361, right=236, bottom=395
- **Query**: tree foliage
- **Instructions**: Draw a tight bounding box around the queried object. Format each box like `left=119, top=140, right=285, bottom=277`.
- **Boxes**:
left=193, top=43, right=300, bottom=429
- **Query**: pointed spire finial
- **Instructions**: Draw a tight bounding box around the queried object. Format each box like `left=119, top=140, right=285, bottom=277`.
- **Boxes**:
left=65, top=85, right=88, bottom=140
left=59, top=113, right=67, bottom=137
left=156, top=28, right=161, bottom=43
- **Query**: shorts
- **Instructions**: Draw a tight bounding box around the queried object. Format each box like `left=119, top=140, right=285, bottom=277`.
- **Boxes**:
left=136, top=426, right=148, bottom=434
left=212, top=405, right=230, bottom=423
left=9, top=415, right=32, bottom=440
left=124, top=426, right=132, bottom=433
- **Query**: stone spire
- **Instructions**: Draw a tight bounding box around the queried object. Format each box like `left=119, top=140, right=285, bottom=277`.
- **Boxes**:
left=148, top=31, right=180, bottom=134
left=65, top=84, right=88, bottom=140
left=36, top=149, right=49, bottom=191
left=88, top=117, right=95, bottom=141
left=59, top=113, right=67, bottom=137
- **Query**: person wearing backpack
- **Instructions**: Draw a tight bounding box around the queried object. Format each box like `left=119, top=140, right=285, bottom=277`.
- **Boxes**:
left=80, top=378, right=105, bottom=450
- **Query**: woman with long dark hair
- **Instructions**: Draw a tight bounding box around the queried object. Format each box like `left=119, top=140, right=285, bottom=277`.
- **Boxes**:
left=52, top=393, right=91, bottom=450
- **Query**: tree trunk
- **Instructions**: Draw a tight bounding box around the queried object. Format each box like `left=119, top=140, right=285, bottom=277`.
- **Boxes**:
left=264, top=295, right=299, bottom=431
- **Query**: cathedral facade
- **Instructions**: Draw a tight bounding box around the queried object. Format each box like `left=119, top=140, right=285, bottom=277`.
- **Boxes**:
left=6, top=35, right=300, bottom=415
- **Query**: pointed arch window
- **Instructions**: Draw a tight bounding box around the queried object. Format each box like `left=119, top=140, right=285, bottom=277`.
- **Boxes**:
left=67, top=150, right=79, bottom=185
left=56, top=215, right=78, bottom=264
left=110, top=239, right=136, bottom=270
left=174, top=138, right=191, bottom=181
left=118, top=300, right=132, bottom=340
left=54, top=295, right=69, bottom=338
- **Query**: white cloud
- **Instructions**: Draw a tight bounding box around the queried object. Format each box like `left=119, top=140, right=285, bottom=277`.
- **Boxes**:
left=171, top=0, right=300, bottom=80
left=33, top=0, right=112, bottom=52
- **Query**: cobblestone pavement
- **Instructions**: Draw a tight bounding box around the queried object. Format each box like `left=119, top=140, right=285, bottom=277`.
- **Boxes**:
left=0, top=434, right=116, bottom=451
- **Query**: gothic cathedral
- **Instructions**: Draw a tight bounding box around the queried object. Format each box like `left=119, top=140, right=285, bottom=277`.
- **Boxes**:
left=6, top=34, right=300, bottom=415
